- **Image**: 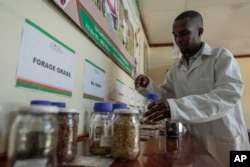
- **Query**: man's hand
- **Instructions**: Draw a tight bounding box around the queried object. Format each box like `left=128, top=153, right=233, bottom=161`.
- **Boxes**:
left=134, top=74, right=149, bottom=89
left=143, top=99, right=171, bottom=122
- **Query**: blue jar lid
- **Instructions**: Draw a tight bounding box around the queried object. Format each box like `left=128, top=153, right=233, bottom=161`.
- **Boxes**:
left=94, top=102, right=113, bottom=112
left=147, top=93, right=159, bottom=100
left=113, top=103, right=127, bottom=111
left=51, top=102, right=66, bottom=108
left=30, top=100, right=51, bottom=106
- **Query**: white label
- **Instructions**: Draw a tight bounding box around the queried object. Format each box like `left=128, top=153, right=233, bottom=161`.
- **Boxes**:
left=100, top=135, right=112, bottom=147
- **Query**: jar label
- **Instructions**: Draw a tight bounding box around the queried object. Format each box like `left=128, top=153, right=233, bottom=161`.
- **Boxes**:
left=94, top=125, right=111, bottom=141
left=100, top=135, right=112, bottom=147
left=14, top=158, right=48, bottom=167
left=93, top=126, right=103, bottom=141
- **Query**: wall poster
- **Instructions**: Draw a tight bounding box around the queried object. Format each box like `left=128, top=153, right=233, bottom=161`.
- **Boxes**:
left=53, top=0, right=141, bottom=78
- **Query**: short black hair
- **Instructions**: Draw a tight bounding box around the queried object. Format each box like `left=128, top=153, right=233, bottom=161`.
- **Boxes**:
left=174, top=10, right=203, bottom=27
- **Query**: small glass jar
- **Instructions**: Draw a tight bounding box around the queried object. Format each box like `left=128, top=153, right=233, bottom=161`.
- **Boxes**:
left=166, top=122, right=179, bottom=137
left=56, top=107, right=79, bottom=163
left=0, top=103, right=19, bottom=158
left=142, top=93, right=159, bottom=123
left=112, top=109, right=140, bottom=161
left=7, top=105, right=59, bottom=167
left=89, top=102, right=113, bottom=156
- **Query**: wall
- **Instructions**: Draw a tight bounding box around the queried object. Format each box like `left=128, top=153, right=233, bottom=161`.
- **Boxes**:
left=237, top=58, right=250, bottom=130
left=0, top=0, right=147, bottom=139
left=147, top=47, right=173, bottom=85
left=148, top=47, right=250, bottom=130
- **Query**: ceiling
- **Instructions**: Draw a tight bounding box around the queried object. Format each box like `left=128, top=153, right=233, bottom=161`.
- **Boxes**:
left=137, top=0, right=250, bottom=56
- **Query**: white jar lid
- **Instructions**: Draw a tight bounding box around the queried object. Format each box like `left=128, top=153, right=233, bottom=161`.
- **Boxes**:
left=19, top=105, right=59, bottom=114
left=59, top=107, right=79, bottom=114
left=114, top=109, right=139, bottom=114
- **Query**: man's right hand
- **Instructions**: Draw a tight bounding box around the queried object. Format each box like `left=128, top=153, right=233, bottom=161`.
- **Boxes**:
left=134, top=74, right=149, bottom=89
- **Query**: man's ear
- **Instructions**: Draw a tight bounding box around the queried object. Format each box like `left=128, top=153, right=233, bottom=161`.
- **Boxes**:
left=198, top=27, right=204, bottom=36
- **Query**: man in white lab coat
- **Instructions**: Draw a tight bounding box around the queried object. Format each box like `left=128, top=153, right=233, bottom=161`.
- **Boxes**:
left=135, top=10, right=250, bottom=167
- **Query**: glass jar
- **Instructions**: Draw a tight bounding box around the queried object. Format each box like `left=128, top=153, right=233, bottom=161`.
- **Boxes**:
left=56, top=107, right=79, bottom=163
left=7, top=105, right=59, bottom=167
left=0, top=103, right=19, bottom=158
left=142, top=93, right=159, bottom=123
left=89, top=102, right=113, bottom=156
left=166, top=122, right=179, bottom=137
left=112, top=109, right=140, bottom=161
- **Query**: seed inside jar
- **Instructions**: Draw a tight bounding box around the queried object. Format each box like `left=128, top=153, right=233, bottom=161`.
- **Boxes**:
left=112, top=115, right=140, bottom=161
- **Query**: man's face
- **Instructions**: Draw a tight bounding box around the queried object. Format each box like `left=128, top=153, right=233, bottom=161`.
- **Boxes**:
left=172, top=17, right=201, bottom=55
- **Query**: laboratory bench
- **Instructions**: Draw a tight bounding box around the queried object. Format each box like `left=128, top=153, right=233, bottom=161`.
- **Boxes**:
left=0, top=132, right=220, bottom=167
left=63, top=132, right=220, bottom=166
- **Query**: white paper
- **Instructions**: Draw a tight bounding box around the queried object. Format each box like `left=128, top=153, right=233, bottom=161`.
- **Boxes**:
left=116, top=79, right=126, bottom=103
left=16, top=19, right=75, bottom=95
left=128, top=87, right=135, bottom=106
left=83, top=59, right=106, bottom=99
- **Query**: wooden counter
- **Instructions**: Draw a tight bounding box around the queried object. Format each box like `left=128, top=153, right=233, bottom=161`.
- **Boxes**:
left=59, top=132, right=220, bottom=167
left=1, top=132, right=220, bottom=167
left=109, top=133, right=220, bottom=167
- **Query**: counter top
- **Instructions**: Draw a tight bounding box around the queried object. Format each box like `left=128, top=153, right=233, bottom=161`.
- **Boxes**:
left=109, top=133, right=220, bottom=167
left=1, top=132, right=220, bottom=167
left=59, top=132, right=220, bottom=167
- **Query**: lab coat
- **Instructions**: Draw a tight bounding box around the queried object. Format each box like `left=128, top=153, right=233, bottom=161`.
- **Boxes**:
left=137, top=43, right=250, bottom=167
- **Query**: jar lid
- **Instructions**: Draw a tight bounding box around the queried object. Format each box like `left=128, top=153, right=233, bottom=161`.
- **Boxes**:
left=147, top=93, right=159, bottom=100
left=114, top=109, right=139, bottom=114
left=51, top=102, right=66, bottom=108
left=112, top=103, right=127, bottom=111
left=59, top=107, right=79, bottom=114
left=19, top=105, right=59, bottom=114
left=94, top=102, right=113, bottom=112
left=30, top=100, right=51, bottom=106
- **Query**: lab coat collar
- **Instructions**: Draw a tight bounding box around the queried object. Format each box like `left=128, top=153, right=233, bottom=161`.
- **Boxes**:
left=177, top=42, right=213, bottom=68
left=202, top=42, right=213, bottom=56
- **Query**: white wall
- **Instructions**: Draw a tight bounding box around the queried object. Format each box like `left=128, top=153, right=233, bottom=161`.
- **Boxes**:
left=237, top=58, right=250, bottom=130
left=147, top=47, right=173, bottom=85
left=0, top=0, right=147, bottom=138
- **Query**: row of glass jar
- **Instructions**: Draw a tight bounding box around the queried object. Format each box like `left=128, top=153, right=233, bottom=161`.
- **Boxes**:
left=89, top=102, right=141, bottom=161
left=6, top=100, right=79, bottom=167
left=5, top=100, right=142, bottom=166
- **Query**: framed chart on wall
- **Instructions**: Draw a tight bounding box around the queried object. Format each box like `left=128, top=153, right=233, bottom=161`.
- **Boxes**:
left=53, top=0, right=141, bottom=78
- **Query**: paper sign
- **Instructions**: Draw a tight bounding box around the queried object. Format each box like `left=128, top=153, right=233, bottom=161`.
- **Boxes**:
left=83, top=59, right=106, bottom=101
left=116, top=79, right=126, bottom=103
left=16, top=19, right=75, bottom=97
left=128, top=87, right=135, bottom=107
